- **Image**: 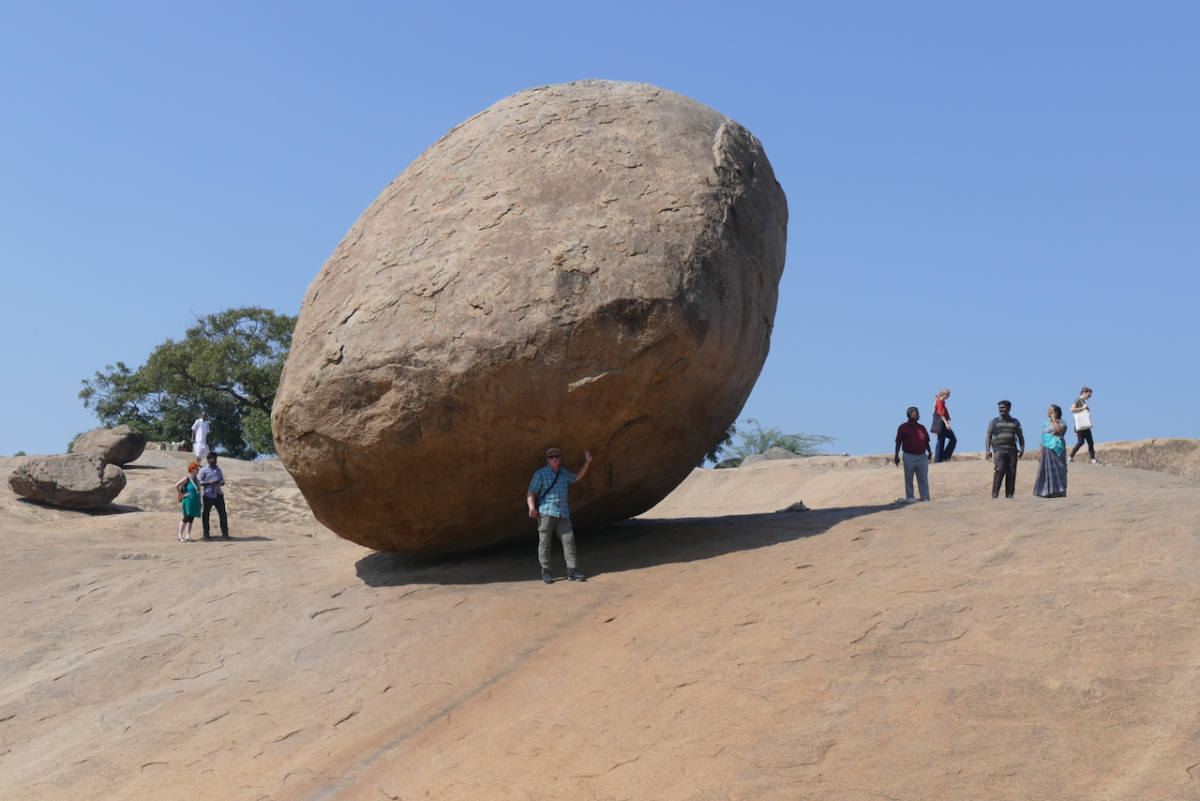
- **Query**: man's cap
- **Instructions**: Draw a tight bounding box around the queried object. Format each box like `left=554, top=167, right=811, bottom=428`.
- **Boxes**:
left=546, top=447, right=562, bottom=457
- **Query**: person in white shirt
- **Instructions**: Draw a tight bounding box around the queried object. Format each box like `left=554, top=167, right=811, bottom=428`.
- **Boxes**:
left=191, top=413, right=211, bottom=460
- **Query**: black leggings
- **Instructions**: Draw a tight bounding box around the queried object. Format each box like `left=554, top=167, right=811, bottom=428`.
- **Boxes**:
left=1070, top=429, right=1095, bottom=460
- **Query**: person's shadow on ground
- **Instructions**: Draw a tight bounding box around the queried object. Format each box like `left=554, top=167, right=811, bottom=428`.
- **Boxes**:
left=355, top=503, right=899, bottom=588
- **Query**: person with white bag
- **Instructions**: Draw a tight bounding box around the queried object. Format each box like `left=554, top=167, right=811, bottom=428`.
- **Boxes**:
left=1069, top=386, right=1102, bottom=464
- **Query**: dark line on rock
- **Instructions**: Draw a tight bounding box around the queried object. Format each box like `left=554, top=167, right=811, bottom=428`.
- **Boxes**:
left=303, top=595, right=609, bottom=800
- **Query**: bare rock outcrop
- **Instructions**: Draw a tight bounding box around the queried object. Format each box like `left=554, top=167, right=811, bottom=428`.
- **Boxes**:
left=1080, top=438, right=1200, bottom=479
left=73, top=425, right=147, bottom=466
left=9, top=452, right=126, bottom=509
left=741, top=446, right=801, bottom=466
left=274, top=80, right=788, bottom=554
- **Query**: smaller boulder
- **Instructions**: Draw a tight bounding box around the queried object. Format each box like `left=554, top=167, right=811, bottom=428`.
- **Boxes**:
left=741, top=447, right=802, bottom=467
left=9, top=452, right=126, bottom=509
left=73, top=426, right=147, bottom=466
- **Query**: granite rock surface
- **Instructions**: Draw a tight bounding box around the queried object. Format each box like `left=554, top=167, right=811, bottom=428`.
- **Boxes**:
left=8, top=452, right=126, bottom=508
left=4, top=447, right=1200, bottom=800
left=73, top=425, right=148, bottom=466
left=1075, top=437, right=1200, bottom=478
left=740, top=445, right=801, bottom=466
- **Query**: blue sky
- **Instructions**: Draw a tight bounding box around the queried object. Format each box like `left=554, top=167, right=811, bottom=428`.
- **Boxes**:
left=3, top=1, right=1197, bottom=458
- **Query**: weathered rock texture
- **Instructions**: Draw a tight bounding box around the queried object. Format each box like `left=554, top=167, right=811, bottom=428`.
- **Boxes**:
left=740, top=446, right=801, bottom=466
left=1082, top=438, right=1200, bottom=479
left=73, top=425, right=148, bottom=466
left=274, top=80, right=788, bottom=554
left=9, top=452, right=126, bottom=508
left=5, top=447, right=1200, bottom=800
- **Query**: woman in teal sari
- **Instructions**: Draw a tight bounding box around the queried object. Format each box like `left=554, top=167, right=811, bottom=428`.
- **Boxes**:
left=1034, top=405, right=1068, bottom=498
left=174, top=462, right=202, bottom=541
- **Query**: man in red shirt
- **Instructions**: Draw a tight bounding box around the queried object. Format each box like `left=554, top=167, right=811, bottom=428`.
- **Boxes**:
left=894, top=406, right=933, bottom=502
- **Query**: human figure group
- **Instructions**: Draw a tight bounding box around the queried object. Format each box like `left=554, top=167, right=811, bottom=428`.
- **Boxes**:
left=172, top=414, right=232, bottom=542
left=894, top=386, right=1102, bottom=503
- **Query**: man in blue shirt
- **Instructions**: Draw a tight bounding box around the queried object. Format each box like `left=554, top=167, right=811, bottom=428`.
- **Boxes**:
left=527, top=446, right=593, bottom=584
left=198, top=452, right=230, bottom=540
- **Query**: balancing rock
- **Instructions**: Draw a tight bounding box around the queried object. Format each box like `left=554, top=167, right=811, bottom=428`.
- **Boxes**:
left=273, top=80, right=788, bottom=554
left=73, top=425, right=148, bottom=466
left=9, top=452, right=127, bottom=509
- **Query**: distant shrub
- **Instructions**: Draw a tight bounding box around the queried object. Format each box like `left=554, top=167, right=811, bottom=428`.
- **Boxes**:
left=13, top=450, right=26, bottom=457
left=705, top=419, right=836, bottom=468
left=66, top=432, right=86, bottom=454
left=730, top=419, right=836, bottom=459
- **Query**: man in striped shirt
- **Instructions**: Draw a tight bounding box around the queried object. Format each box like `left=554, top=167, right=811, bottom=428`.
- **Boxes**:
left=527, top=446, right=593, bottom=584
left=985, top=400, right=1025, bottom=499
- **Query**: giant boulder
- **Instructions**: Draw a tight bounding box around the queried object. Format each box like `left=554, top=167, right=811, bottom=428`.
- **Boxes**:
left=9, top=452, right=127, bottom=509
left=73, top=425, right=148, bottom=466
left=273, top=80, right=788, bottom=554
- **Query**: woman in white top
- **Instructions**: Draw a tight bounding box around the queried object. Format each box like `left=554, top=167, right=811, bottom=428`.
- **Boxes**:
left=1068, top=386, right=1101, bottom=464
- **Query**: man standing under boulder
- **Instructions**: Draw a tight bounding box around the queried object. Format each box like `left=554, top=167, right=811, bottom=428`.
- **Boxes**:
left=527, top=447, right=593, bottom=584
left=198, top=452, right=230, bottom=540
left=191, top=412, right=211, bottom=461
left=986, top=400, right=1025, bottom=499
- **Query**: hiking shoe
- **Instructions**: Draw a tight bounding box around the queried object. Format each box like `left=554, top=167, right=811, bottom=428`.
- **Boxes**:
left=1091, top=459, right=1103, bottom=465
left=567, top=569, right=586, bottom=582
left=1067, top=457, right=1074, bottom=463
left=542, top=569, right=554, bottom=584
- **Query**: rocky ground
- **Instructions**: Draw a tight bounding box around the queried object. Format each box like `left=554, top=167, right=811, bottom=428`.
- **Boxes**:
left=2, top=443, right=1200, bottom=800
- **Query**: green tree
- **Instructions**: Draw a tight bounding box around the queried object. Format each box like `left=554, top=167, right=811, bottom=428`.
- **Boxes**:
left=701, top=423, right=737, bottom=467
left=80, top=307, right=296, bottom=460
left=711, top=418, right=837, bottom=469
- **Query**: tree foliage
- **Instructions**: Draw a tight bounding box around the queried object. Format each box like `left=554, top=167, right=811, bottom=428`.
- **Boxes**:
left=709, top=418, right=837, bottom=469
left=79, top=307, right=296, bottom=460
left=701, top=423, right=737, bottom=467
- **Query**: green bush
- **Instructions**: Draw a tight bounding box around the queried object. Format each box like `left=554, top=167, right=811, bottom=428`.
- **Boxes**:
left=707, top=419, right=836, bottom=468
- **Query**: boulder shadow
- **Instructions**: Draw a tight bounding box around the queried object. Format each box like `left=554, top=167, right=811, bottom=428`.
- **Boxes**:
left=198, top=535, right=274, bottom=542
left=13, top=497, right=143, bottom=516
left=355, top=503, right=899, bottom=588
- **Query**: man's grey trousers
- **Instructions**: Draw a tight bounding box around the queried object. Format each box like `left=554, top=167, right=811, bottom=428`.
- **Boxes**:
left=537, top=514, right=577, bottom=571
